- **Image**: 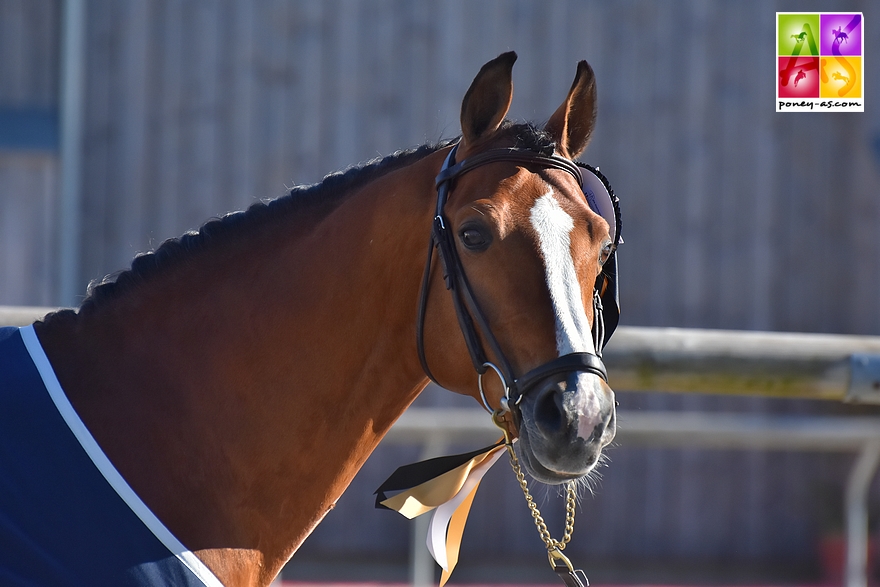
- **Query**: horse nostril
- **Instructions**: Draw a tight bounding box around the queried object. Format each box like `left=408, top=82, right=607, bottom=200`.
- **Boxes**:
left=602, top=404, right=617, bottom=445
left=590, top=417, right=607, bottom=444
left=534, top=384, right=564, bottom=437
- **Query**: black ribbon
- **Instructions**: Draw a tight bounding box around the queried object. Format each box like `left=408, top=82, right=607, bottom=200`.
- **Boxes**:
left=374, top=440, right=504, bottom=510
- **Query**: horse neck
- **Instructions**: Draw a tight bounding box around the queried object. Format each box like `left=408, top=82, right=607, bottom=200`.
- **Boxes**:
left=36, top=149, right=448, bottom=585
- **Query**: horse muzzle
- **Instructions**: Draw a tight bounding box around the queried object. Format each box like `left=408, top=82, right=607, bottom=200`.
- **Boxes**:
left=511, top=355, right=616, bottom=485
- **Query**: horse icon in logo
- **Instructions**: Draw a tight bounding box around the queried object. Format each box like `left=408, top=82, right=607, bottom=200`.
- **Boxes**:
left=831, top=26, right=849, bottom=45
left=794, top=69, right=807, bottom=87
left=790, top=31, right=808, bottom=43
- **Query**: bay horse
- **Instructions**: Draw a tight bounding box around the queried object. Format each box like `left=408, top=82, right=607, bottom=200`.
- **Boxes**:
left=1, top=52, right=618, bottom=586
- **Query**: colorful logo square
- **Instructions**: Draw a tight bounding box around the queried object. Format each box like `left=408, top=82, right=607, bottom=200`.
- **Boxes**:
left=821, top=56, right=862, bottom=98
left=778, top=14, right=821, bottom=56
left=777, top=13, right=864, bottom=111
left=778, top=57, right=819, bottom=98
left=820, top=14, right=862, bottom=56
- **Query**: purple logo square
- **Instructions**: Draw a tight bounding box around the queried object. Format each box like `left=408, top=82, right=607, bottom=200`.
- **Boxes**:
left=821, top=14, right=862, bottom=56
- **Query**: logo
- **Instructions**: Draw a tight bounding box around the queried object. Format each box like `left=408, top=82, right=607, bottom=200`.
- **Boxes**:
left=777, top=13, right=864, bottom=112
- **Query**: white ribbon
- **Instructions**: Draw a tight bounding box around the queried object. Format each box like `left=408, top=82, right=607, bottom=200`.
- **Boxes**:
left=426, top=446, right=505, bottom=571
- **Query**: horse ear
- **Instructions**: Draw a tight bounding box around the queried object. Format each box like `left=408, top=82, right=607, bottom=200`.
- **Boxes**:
left=460, top=52, right=517, bottom=148
left=545, top=60, right=597, bottom=159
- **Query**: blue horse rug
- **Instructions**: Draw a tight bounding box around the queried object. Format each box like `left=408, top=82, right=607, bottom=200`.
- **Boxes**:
left=0, top=326, right=223, bottom=586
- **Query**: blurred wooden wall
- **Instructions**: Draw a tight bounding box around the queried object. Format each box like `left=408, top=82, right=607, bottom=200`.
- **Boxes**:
left=1, top=0, right=878, bottom=582
left=0, top=0, right=59, bottom=306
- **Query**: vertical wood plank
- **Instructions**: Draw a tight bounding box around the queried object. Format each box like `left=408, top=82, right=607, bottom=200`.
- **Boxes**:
left=79, top=0, right=114, bottom=287
left=114, top=0, right=149, bottom=263
left=155, top=0, right=183, bottom=239
left=0, top=154, right=59, bottom=305
left=288, top=0, right=323, bottom=186
left=228, top=0, right=257, bottom=200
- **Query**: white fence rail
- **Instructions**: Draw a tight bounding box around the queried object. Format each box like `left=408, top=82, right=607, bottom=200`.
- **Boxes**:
left=604, top=327, right=880, bottom=404
left=0, top=306, right=60, bottom=327
left=7, top=307, right=880, bottom=404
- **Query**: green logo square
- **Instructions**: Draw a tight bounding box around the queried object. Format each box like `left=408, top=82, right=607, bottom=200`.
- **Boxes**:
left=778, top=13, right=820, bottom=56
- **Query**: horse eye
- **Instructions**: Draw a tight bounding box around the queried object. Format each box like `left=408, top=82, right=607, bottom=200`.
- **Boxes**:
left=599, top=241, right=613, bottom=266
left=459, top=226, right=491, bottom=251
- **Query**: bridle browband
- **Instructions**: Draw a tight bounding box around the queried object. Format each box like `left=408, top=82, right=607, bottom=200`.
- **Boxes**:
left=416, top=143, right=617, bottom=413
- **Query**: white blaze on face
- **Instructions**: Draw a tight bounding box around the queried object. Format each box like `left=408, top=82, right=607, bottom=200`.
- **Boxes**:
left=529, top=191, right=604, bottom=438
left=529, top=191, right=593, bottom=355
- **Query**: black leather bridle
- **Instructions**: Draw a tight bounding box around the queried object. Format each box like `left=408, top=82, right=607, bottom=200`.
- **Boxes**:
left=416, top=143, right=621, bottom=413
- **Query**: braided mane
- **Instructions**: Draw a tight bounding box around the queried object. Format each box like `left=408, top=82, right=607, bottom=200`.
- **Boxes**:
left=76, top=123, right=553, bottom=312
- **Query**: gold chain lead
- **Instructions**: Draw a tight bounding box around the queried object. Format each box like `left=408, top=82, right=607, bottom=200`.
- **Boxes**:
left=492, top=410, right=578, bottom=568
left=504, top=442, right=577, bottom=551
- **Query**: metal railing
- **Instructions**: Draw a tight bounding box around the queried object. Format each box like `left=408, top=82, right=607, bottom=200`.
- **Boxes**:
left=0, top=306, right=60, bottom=327
left=6, top=307, right=880, bottom=404
left=603, top=326, right=880, bottom=404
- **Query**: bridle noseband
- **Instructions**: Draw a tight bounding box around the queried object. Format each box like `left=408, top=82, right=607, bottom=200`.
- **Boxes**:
left=416, top=143, right=621, bottom=413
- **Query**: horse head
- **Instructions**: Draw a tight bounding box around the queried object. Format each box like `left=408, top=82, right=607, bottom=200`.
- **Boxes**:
left=420, top=52, right=618, bottom=485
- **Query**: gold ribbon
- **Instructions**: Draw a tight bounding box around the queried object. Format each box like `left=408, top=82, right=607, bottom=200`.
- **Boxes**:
left=376, top=441, right=506, bottom=585
left=438, top=481, right=479, bottom=586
